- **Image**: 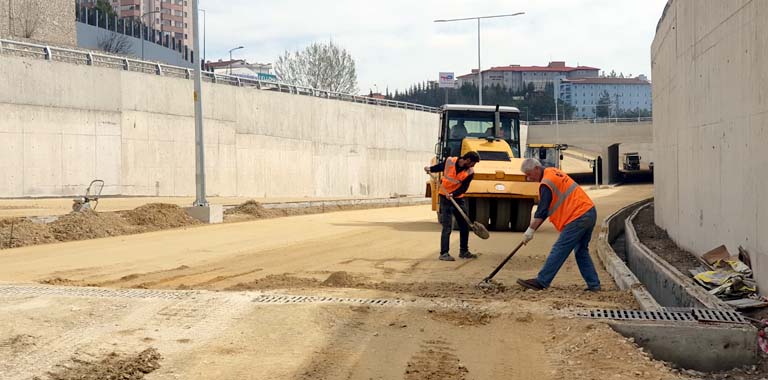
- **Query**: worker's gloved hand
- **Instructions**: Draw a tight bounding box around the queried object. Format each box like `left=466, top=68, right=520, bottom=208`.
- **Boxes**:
left=446, top=193, right=453, bottom=199
left=424, top=166, right=430, bottom=174
left=523, top=227, right=535, bottom=243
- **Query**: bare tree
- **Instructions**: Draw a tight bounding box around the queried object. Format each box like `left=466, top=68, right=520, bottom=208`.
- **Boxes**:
left=98, top=32, right=133, bottom=55
left=275, top=41, right=358, bottom=94
left=17, top=0, right=42, bottom=39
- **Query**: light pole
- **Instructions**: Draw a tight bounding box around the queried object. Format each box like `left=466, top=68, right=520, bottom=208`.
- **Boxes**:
left=140, top=10, right=160, bottom=60
left=199, top=8, right=206, bottom=67
left=228, top=46, right=244, bottom=75
left=191, top=0, right=207, bottom=207
left=434, top=12, right=524, bottom=105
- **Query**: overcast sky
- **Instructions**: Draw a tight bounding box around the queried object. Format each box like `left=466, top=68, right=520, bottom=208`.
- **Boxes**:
left=198, top=0, right=669, bottom=94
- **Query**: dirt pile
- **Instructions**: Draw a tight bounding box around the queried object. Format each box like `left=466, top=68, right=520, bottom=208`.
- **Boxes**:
left=225, top=274, right=322, bottom=291
left=547, top=322, right=674, bottom=380
left=225, top=274, right=638, bottom=308
left=404, top=338, right=468, bottom=380
left=321, top=271, right=359, bottom=287
left=223, top=199, right=406, bottom=222
left=37, top=348, right=162, bottom=380
left=225, top=200, right=280, bottom=218
left=0, top=218, right=56, bottom=248
left=120, top=203, right=200, bottom=230
left=633, top=205, right=702, bottom=274
left=427, top=307, right=496, bottom=326
left=0, top=203, right=201, bottom=250
left=48, top=209, right=136, bottom=242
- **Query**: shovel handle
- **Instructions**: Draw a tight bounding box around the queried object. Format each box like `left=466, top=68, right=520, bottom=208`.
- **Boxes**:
left=437, top=183, right=472, bottom=225
left=483, top=240, right=527, bottom=282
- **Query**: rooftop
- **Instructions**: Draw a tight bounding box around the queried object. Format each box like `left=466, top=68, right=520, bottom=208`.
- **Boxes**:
left=562, top=77, right=651, bottom=85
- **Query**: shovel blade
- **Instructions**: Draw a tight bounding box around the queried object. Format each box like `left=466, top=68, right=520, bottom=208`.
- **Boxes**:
left=472, top=222, right=490, bottom=239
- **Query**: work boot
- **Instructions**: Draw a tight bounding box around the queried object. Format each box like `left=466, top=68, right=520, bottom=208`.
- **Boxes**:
left=584, top=286, right=602, bottom=292
left=439, top=253, right=455, bottom=261
left=459, top=250, right=477, bottom=259
left=517, top=278, right=544, bottom=291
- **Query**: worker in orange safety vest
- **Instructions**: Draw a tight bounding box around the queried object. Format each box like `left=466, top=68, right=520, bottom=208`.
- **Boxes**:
left=516, top=158, right=601, bottom=291
left=424, top=151, right=481, bottom=261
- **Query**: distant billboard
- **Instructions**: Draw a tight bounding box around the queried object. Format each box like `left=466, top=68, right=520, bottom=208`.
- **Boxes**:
left=438, top=72, right=455, bottom=88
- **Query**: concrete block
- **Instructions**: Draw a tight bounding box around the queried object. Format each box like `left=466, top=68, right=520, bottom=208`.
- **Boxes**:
left=608, top=320, right=758, bottom=372
left=185, top=205, right=223, bottom=224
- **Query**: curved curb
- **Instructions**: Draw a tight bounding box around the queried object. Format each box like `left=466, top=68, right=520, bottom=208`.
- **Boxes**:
left=596, top=198, right=662, bottom=311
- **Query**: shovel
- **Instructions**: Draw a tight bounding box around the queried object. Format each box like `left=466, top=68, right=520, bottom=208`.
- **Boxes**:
left=477, top=240, right=526, bottom=289
left=444, top=194, right=489, bottom=239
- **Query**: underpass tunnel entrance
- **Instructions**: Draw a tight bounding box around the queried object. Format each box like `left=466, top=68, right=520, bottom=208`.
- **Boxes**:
left=605, top=143, right=620, bottom=184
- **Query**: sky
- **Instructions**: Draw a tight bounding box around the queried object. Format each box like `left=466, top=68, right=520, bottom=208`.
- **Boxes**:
left=198, top=0, right=669, bottom=95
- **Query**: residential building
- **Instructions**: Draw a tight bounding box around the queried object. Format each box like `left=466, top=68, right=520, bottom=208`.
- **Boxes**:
left=556, top=75, right=652, bottom=119
left=77, top=0, right=193, bottom=45
left=456, top=61, right=600, bottom=93
left=206, top=59, right=276, bottom=81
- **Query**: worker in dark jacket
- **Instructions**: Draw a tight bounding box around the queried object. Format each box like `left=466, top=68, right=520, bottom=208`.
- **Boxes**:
left=424, top=151, right=481, bottom=261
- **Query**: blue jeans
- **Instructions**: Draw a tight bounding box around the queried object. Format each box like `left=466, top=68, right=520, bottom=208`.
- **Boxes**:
left=439, top=195, right=469, bottom=255
left=537, top=207, right=600, bottom=289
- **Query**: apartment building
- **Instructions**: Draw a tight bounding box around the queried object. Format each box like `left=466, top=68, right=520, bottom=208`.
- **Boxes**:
left=78, top=0, right=193, bottom=44
left=556, top=75, right=652, bottom=118
left=457, top=61, right=600, bottom=93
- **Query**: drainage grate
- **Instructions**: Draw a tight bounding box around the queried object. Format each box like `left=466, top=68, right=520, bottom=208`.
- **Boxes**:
left=582, top=308, right=749, bottom=325
left=584, top=309, right=695, bottom=322
left=692, top=308, right=749, bottom=324
left=252, top=293, right=403, bottom=306
left=0, top=284, right=195, bottom=300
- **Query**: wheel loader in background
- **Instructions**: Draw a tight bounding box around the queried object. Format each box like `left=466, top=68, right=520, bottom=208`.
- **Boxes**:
left=425, top=105, right=540, bottom=232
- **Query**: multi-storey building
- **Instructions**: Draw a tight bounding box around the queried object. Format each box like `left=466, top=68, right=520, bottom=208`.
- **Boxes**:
left=456, top=61, right=600, bottom=93
left=556, top=75, right=652, bottom=119
left=78, top=0, right=193, bottom=45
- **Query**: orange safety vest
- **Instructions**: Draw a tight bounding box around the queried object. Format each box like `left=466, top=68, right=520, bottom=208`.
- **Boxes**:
left=439, top=157, right=474, bottom=198
left=540, top=167, right=595, bottom=231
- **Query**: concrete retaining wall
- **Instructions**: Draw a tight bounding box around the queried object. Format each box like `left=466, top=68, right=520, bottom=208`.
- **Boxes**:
left=0, top=55, right=438, bottom=198
left=652, top=1, right=768, bottom=292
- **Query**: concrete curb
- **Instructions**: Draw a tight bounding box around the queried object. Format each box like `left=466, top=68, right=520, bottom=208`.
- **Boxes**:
left=625, top=202, right=731, bottom=310
left=596, top=198, right=662, bottom=311
left=255, top=196, right=431, bottom=210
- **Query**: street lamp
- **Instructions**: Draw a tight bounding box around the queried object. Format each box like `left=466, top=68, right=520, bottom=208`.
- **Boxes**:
left=140, top=10, right=160, bottom=60
left=191, top=0, right=207, bottom=207
left=434, top=12, right=524, bottom=105
left=199, top=9, right=206, bottom=67
left=228, top=46, right=244, bottom=75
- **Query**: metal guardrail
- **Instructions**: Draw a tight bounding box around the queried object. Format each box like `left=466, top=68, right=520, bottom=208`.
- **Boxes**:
left=0, top=39, right=440, bottom=114
left=527, top=117, right=652, bottom=126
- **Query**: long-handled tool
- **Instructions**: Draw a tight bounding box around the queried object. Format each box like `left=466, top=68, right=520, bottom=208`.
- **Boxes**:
left=477, top=240, right=526, bottom=288
left=443, top=191, right=490, bottom=240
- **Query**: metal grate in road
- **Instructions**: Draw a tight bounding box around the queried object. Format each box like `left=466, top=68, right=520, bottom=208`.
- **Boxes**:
left=582, top=308, right=749, bottom=325
left=693, top=308, right=749, bottom=324
left=251, top=293, right=403, bottom=307
left=583, top=309, right=695, bottom=322
left=0, top=284, right=195, bottom=300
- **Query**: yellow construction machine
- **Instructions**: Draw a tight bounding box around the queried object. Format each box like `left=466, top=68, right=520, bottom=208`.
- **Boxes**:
left=425, top=105, right=539, bottom=231
left=525, top=143, right=568, bottom=169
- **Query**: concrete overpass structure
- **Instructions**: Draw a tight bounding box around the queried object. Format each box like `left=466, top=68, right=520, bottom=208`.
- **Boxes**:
left=526, top=119, right=653, bottom=183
